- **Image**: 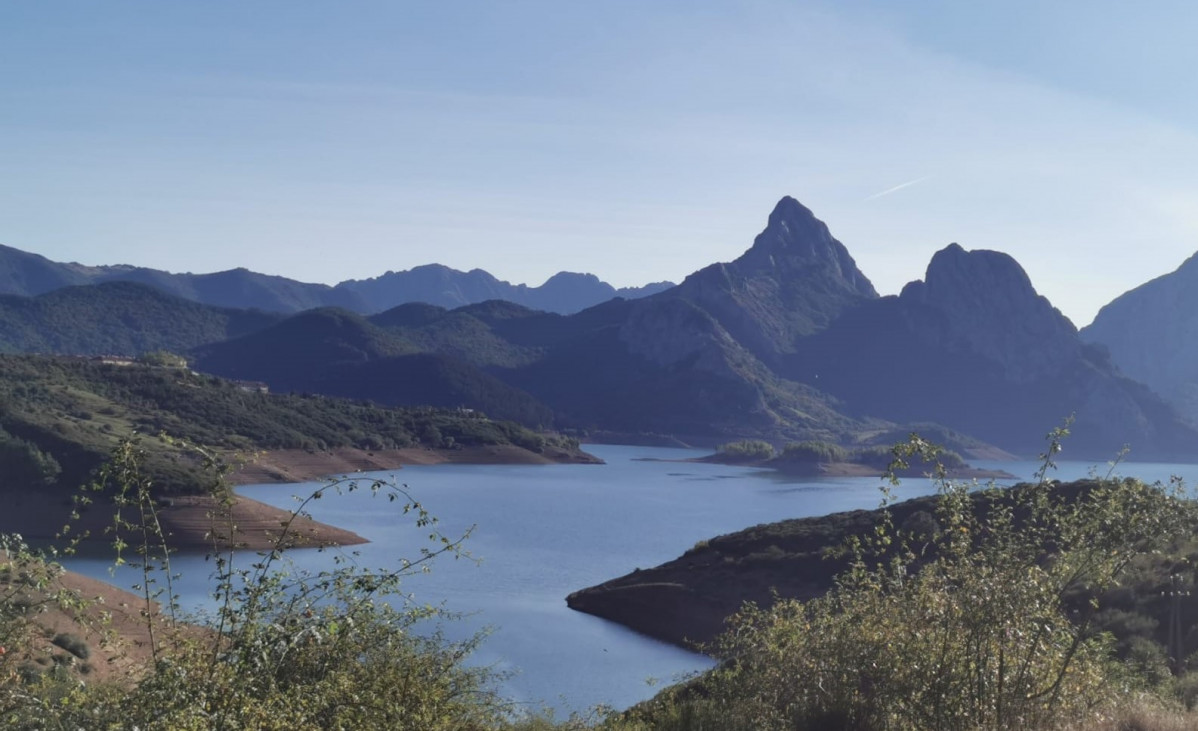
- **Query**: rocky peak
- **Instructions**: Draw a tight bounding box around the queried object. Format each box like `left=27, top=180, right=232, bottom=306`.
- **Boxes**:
left=658, top=197, right=879, bottom=361
left=733, top=196, right=878, bottom=298
left=901, top=244, right=1078, bottom=382
left=917, top=243, right=1038, bottom=306
left=542, top=272, right=604, bottom=287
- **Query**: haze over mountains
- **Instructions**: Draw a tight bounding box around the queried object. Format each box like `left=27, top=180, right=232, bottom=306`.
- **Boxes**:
left=0, top=244, right=674, bottom=316
left=3, top=196, right=1196, bottom=461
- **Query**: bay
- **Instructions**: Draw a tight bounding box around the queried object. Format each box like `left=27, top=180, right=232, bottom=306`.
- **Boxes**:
left=59, top=445, right=1198, bottom=715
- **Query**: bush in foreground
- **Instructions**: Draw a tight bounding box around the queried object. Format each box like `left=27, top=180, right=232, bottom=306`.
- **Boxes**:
left=0, top=438, right=516, bottom=731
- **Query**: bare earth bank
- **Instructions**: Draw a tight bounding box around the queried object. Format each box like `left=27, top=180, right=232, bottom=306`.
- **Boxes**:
left=2, top=445, right=600, bottom=553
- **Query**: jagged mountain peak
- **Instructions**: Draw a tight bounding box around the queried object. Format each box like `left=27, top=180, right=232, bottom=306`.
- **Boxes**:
left=730, top=197, right=878, bottom=298
left=665, top=197, right=879, bottom=357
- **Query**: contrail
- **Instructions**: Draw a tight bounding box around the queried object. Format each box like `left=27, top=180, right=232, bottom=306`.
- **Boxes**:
left=864, top=175, right=931, bottom=201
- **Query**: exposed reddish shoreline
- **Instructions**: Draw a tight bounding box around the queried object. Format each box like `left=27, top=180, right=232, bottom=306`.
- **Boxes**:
left=227, top=444, right=599, bottom=486
left=1, top=445, right=599, bottom=553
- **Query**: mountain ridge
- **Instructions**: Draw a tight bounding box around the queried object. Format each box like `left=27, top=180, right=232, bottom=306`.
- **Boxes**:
left=0, top=244, right=674, bottom=316
left=5, top=197, right=1196, bottom=460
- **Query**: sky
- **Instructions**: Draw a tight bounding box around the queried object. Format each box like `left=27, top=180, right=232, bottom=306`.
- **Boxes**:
left=3, top=1, right=1198, bottom=328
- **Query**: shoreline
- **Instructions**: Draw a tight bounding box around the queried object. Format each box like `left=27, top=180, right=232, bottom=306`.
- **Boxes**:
left=689, top=454, right=1017, bottom=480
left=0, top=549, right=203, bottom=686
left=227, top=443, right=601, bottom=486
left=0, top=444, right=601, bottom=553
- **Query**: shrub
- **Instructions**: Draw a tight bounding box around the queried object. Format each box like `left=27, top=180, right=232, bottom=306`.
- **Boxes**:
left=778, top=441, right=847, bottom=464
left=716, top=440, right=774, bottom=461
left=852, top=441, right=967, bottom=471
left=50, top=633, right=88, bottom=660
left=44, top=438, right=513, bottom=730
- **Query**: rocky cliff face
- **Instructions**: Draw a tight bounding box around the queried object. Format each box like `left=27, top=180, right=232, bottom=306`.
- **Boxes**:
left=1081, top=253, right=1198, bottom=424
left=660, top=197, right=877, bottom=361
left=900, top=244, right=1079, bottom=383
left=556, top=196, right=881, bottom=442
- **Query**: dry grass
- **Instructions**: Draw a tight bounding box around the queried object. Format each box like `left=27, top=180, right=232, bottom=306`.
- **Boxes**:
left=1070, top=699, right=1198, bottom=731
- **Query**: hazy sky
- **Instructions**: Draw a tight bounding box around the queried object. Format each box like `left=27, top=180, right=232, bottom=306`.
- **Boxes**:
left=3, top=1, right=1198, bottom=327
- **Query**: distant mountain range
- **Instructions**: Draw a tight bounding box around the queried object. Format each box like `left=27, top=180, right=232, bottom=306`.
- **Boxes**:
left=3, top=197, right=1196, bottom=460
left=0, top=244, right=674, bottom=315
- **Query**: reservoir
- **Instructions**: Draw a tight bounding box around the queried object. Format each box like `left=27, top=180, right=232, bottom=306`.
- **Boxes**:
left=60, top=444, right=1198, bottom=715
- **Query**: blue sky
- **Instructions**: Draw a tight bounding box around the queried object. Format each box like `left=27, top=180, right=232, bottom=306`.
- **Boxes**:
left=3, top=1, right=1197, bottom=327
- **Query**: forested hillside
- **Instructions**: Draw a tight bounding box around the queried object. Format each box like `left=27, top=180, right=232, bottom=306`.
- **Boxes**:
left=0, top=355, right=586, bottom=495
left=0, top=282, right=282, bottom=354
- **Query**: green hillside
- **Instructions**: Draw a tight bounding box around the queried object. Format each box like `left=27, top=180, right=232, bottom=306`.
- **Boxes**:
left=370, top=305, right=543, bottom=369
left=0, top=354, right=583, bottom=495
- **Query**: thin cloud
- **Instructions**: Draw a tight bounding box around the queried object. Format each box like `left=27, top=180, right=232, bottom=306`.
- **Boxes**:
left=865, top=175, right=931, bottom=201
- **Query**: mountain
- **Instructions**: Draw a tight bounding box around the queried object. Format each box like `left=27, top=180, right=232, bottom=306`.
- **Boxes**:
left=8, top=197, right=1196, bottom=459
left=184, top=198, right=1198, bottom=457
left=334, top=265, right=673, bottom=315
left=0, top=281, right=282, bottom=355
left=785, top=243, right=1198, bottom=458
left=191, top=308, right=556, bottom=426
left=370, top=302, right=545, bottom=369
left=505, top=296, right=868, bottom=442
left=0, top=244, right=673, bottom=315
left=105, top=266, right=365, bottom=313
left=476, top=197, right=880, bottom=442
left=0, top=244, right=91, bottom=295
left=0, top=244, right=361, bottom=313
left=191, top=308, right=417, bottom=392
left=310, top=353, right=557, bottom=428
left=1081, top=253, right=1198, bottom=425
left=653, top=196, right=877, bottom=362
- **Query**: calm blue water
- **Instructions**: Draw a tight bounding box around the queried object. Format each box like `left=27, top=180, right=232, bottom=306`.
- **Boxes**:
left=59, top=446, right=1198, bottom=714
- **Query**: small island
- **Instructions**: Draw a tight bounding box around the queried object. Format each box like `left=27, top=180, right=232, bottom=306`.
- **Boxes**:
left=698, top=439, right=1016, bottom=479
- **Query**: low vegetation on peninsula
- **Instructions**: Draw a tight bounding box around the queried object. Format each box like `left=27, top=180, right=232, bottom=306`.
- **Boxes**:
left=711, top=436, right=1003, bottom=478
